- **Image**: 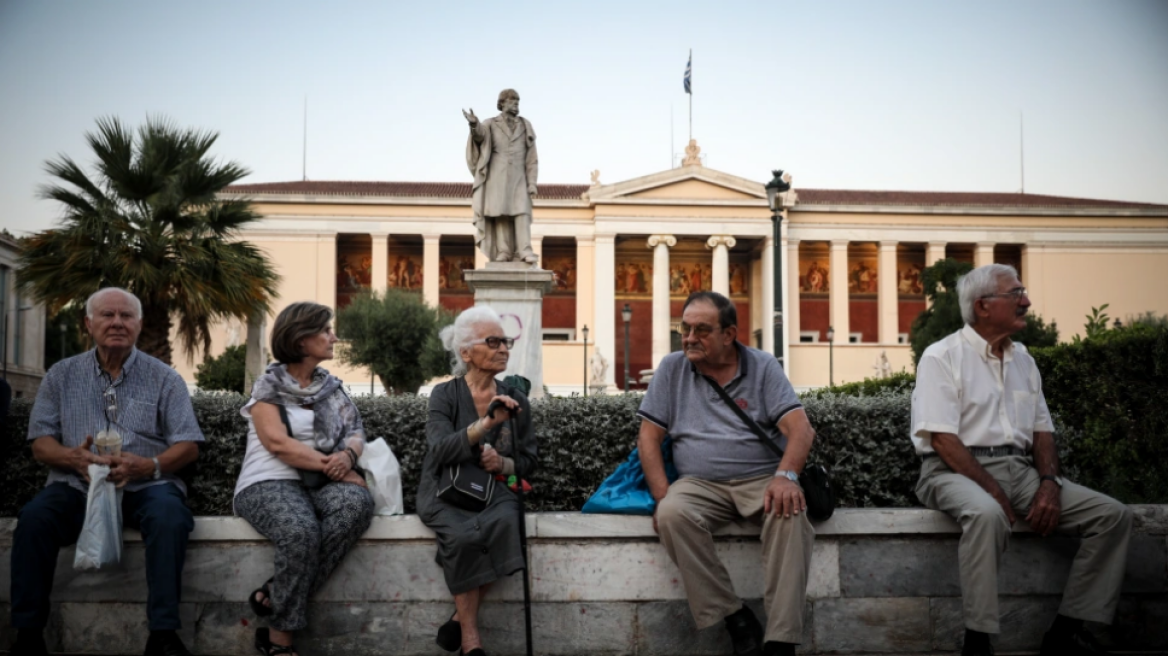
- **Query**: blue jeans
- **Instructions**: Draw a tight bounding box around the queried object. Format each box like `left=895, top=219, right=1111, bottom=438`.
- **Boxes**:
left=10, top=482, right=195, bottom=631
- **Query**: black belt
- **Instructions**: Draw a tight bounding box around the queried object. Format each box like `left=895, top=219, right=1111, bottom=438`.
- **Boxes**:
left=923, top=445, right=1028, bottom=459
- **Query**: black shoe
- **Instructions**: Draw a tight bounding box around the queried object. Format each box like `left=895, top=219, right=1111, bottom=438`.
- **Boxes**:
left=762, top=641, right=796, bottom=656
left=254, top=627, right=297, bottom=656
left=143, top=630, right=192, bottom=656
left=436, top=612, right=461, bottom=652
left=724, top=606, right=764, bottom=656
left=11, top=629, right=49, bottom=656
left=1040, top=625, right=1108, bottom=655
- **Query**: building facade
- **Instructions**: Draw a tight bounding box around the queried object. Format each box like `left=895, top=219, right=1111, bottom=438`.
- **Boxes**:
left=175, top=158, right=1168, bottom=393
left=1, top=231, right=46, bottom=398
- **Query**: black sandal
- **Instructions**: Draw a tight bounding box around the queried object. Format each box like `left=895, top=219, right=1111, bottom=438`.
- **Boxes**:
left=436, top=612, right=460, bottom=652
left=248, top=579, right=274, bottom=618
left=255, top=627, right=296, bottom=656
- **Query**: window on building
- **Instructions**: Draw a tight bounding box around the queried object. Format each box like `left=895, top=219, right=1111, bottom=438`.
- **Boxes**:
left=848, top=332, right=862, bottom=344
left=799, top=331, right=819, bottom=343
left=541, top=328, right=575, bottom=342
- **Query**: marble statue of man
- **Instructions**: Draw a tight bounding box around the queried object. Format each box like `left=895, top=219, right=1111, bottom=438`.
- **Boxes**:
left=463, top=89, right=539, bottom=264
left=590, top=346, right=609, bottom=386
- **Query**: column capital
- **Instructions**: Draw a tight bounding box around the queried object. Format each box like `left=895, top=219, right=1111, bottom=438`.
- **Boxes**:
left=879, top=240, right=898, bottom=249
left=928, top=240, right=948, bottom=248
left=370, top=231, right=391, bottom=238
left=423, top=234, right=442, bottom=243
left=786, top=237, right=801, bottom=247
left=575, top=234, right=596, bottom=244
left=594, top=234, right=616, bottom=245
left=830, top=239, right=850, bottom=249
left=647, top=235, right=677, bottom=249
left=976, top=241, right=996, bottom=248
left=706, top=235, right=737, bottom=250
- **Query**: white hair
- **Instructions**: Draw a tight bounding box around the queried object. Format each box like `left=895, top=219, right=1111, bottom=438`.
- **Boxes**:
left=439, top=305, right=504, bottom=376
left=85, top=287, right=142, bottom=319
left=957, top=264, right=1019, bottom=325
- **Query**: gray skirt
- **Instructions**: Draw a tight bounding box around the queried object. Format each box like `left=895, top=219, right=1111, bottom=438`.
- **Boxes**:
left=422, top=483, right=525, bottom=595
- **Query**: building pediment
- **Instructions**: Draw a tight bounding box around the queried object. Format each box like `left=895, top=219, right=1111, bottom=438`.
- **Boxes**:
left=586, top=165, right=767, bottom=205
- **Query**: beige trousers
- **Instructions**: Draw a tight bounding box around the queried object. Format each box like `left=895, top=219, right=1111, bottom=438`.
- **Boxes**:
left=916, top=455, right=1132, bottom=634
left=656, top=475, right=815, bottom=644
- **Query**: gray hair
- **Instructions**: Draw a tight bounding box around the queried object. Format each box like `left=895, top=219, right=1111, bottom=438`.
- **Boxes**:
left=439, top=305, right=504, bottom=376
left=85, top=287, right=142, bottom=319
left=957, top=264, right=1019, bottom=325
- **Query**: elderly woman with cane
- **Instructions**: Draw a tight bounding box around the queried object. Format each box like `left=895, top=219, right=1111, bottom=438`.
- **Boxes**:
left=419, top=306, right=539, bottom=656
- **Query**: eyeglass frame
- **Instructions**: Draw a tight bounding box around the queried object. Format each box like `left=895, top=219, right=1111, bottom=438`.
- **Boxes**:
left=473, top=336, right=515, bottom=350
left=102, top=375, right=126, bottom=433
left=980, top=286, right=1028, bottom=302
left=676, top=322, right=721, bottom=339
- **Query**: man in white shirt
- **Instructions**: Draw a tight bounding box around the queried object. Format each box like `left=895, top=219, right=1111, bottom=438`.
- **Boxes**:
left=912, top=264, right=1131, bottom=656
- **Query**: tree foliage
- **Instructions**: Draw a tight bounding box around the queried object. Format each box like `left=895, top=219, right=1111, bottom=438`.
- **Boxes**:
left=909, top=258, right=1060, bottom=364
left=195, top=345, right=247, bottom=394
left=16, top=116, right=280, bottom=365
left=335, top=289, right=454, bottom=395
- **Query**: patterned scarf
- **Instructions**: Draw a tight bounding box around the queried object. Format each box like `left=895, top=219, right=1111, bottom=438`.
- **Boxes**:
left=250, top=363, right=365, bottom=452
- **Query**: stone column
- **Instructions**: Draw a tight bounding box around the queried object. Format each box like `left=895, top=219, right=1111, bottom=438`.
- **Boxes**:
left=423, top=235, right=441, bottom=308
left=647, top=235, right=676, bottom=369
left=706, top=235, right=736, bottom=297
left=1022, top=244, right=1045, bottom=317
left=594, top=234, right=617, bottom=391
left=878, top=240, right=899, bottom=344
left=475, top=248, right=488, bottom=270
left=531, top=236, right=543, bottom=266
left=317, top=233, right=337, bottom=310
left=244, top=312, right=267, bottom=393
left=975, top=242, right=995, bottom=268
left=371, top=232, right=389, bottom=293
left=927, top=241, right=947, bottom=266
left=576, top=236, right=595, bottom=346
left=787, top=238, right=801, bottom=349
left=830, top=240, right=850, bottom=342
left=761, top=236, right=775, bottom=355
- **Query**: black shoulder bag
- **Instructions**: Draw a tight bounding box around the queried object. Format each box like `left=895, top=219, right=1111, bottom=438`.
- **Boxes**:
left=435, top=379, right=500, bottom=512
left=700, top=375, right=836, bottom=521
left=276, top=404, right=330, bottom=490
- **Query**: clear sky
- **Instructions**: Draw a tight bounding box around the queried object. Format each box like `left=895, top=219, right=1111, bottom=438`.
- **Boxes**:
left=2, top=0, right=1166, bottom=235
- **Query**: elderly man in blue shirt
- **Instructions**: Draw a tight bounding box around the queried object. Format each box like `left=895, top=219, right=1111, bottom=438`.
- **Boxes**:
left=9, top=288, right=204, bottom=656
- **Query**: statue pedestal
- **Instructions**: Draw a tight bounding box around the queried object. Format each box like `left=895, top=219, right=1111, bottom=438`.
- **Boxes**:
left=465, top=263, right=554, bottom=399
left=589, top=383, right=609, bottom=396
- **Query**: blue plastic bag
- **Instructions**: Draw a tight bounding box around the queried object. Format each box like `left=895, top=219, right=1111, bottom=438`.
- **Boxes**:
left=582, top=436, right=679, bottom=515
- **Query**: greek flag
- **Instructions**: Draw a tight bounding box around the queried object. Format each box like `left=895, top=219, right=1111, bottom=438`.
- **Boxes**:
left=683, top=52, right=692, bottom=94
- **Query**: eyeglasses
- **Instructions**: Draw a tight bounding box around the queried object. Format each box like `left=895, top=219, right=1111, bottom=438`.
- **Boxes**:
left=676, top=322, right=717, bottom=338
left=475, top=336, right=515, bottom=350
left=981, top=287, right=1028, bottom=301
left=103, top=385, right=118, bottom=429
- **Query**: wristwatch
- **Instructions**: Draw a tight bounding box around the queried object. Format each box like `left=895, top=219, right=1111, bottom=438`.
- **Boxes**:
left=1040, top=475, right=1063, bottom=488
left=774, top=469, right=799, bottom=482
left=151, top=457, right=162, bottom=481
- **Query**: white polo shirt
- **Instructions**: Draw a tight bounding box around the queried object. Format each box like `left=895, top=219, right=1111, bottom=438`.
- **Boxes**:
left=910, top=324, right=1054, bottom=455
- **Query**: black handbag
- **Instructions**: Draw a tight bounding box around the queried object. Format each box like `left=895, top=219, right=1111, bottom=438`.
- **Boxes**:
left=700, top=373, right=836, bottom=521
left=437, top=461, right=496, bottom=512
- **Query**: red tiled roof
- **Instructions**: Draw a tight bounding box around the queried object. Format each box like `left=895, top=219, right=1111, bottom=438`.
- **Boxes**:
left=223, top=180, right=590, bottom=200
left=795, top=189, right=1167, bottom=209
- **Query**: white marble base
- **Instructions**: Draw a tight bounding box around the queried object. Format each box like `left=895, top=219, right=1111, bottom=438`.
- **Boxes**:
left=465, top=266, right=554, bottom=398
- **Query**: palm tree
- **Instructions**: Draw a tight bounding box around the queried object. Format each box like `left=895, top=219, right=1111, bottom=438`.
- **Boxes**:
left=18, top=116, right=279, bottom=365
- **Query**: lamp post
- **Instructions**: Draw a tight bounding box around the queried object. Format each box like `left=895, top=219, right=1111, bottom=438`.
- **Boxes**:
left=59, top=321, right=67, bottom=364
left=582, top=325, right=590, bottom=398
left=827, top=325, right=836, bottom=387
left=1113, top=318, right=1123, bottom=330
left=621, top=304, right=632, bottom=392
left=765, top=170, right=791, bottom=367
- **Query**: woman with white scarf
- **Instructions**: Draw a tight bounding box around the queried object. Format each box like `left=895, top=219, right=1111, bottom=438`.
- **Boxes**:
left=233, top=302, right=374, bottom=656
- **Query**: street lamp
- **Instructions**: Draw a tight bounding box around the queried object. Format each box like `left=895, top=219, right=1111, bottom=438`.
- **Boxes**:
left=765, top=170, right=792, bottom=368
left=582, top=325, right=590, bottom=398
left=826, top=325, right=836, bottom=387
left=1113, top=318, right=1123, bottom=330
left=59, top=321, right=67, bottom=363
left=621, top=304, right=633, bottom=392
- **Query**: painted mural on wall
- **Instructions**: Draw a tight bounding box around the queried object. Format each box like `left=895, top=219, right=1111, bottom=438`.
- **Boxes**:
left=616, top=261, right=653, bottom=295
left=615, top=259, right=748, bottom=297
left=544, top=256, right=577, bottom=293
left=896, top=260, right=925, bottom=296
left=388, top=255, right=424, bottom=290
left=799, top=260, right=830, bottom=295
left=438, top=255, right=475, bottom=291
left=848, top=259, right=879, bottom=295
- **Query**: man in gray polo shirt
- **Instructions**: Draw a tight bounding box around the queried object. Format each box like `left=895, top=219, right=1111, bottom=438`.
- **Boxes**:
left=638, top=291, right=817, bottom=656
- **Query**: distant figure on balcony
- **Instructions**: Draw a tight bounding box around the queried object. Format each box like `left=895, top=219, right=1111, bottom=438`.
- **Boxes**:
left=912, top=264, right=1132, bottom=656
left=637, top=291, right=818, bottom=656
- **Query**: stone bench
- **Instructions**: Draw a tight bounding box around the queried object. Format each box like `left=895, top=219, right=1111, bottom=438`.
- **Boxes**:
left=1, top=506, right=1166, bottom=655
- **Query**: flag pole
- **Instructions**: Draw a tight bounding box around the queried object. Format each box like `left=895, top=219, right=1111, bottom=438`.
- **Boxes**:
left=688, top=49, right=693, bottom=142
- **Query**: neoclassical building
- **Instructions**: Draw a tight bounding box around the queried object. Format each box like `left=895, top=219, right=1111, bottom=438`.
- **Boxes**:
left=175, top=154, right=1168, bottom=393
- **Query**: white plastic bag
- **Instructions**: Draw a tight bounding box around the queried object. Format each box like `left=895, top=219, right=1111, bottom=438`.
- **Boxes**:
left=359, top=438, right=404, bottom=516
left=73, top=464, right=124, bottom=570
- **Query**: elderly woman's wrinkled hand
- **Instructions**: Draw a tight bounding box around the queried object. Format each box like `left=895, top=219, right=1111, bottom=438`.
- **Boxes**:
left=481, top=394, right=521, bottom=430
left=481, top=443, right=504, bottom=474
left=323, top=452, right=352, bottom=481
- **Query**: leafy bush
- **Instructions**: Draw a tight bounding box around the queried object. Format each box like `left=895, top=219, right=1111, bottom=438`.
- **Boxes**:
left=1031, top=323, right=1168, bottom=503
left=194, top=345, right=247, bottom=393
left=802, top=371, right=916, bottom=399
left=336, top=289, right=454, bottom=394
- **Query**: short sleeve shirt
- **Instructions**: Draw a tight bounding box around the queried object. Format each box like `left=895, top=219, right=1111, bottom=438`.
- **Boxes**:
left=911, top=325, right=1054, bottom=455
left=637, top=343, right=803, bottom=481
left=27, top=348, right=205, bottom=495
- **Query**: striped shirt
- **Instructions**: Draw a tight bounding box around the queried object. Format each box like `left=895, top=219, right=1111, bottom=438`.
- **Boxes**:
left=27, top=347, right=204, bottom=495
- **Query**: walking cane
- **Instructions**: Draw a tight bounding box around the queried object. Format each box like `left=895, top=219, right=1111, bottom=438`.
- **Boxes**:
left=515, top=477, right=534, bottom=656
